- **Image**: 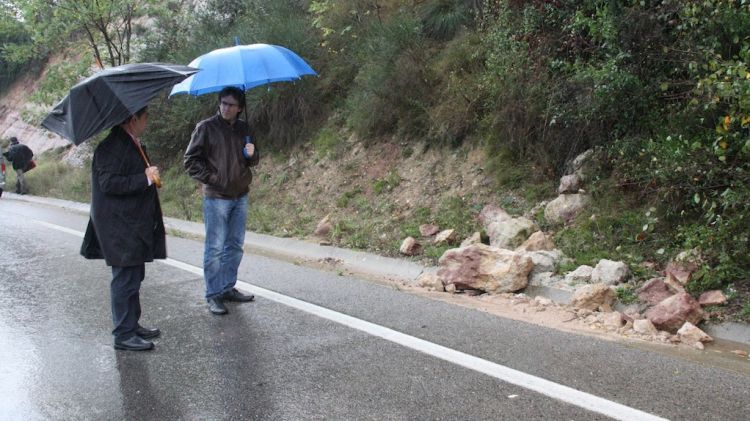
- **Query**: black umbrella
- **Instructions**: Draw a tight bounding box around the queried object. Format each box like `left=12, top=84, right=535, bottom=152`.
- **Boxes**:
left=41, top=63, right=199, bottom=145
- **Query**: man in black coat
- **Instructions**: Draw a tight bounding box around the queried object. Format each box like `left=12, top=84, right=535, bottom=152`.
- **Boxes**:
left=2, top=137, right=33, bottom=194
left=80, top=107, right=166, bottom=351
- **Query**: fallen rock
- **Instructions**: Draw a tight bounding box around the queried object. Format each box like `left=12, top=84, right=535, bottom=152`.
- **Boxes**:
left=313, top=214, right=333, bottom=237
left=591, top=259, right=630, bottom=286
left=563, top=265, right=594, bottom=285
left=437, top=244, right=534, bottom=293
left=633, top=319, right=658, bottom=335
left=399, top=237, right=422, bottom=256
left=544, top=193, right=591, bottom=225
left=434, top=229, right=457, bottom=246
left=637, top=278, right=673, bottom=306
left=416, top=271, right=443, bottom=291
left=602, top=311, right=625, bottom=330
left=570, top=283, right=615, bottom=311
left=419, top=224, right=440, bottom=237
left=516, top=231, right=555, bottom=252
left=698, top=290, right=727, bottom=306
left=524, top=249, right=564, bottom=275
left=664, top=260, right=697, bottom=286
left=460, top=232, right=482, bottom=248
left=645, top=292, right=704, bottom=333
left=479, top=205, right=537, bottom=249
left=677, top=322, right=713, bottom=347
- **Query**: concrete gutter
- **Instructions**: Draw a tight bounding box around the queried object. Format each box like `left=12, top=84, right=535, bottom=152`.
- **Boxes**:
left=6, top=193, right=749, bottom=347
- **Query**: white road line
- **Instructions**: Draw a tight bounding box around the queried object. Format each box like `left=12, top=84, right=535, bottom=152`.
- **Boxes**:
left=40, top=220, right=668, bottom=421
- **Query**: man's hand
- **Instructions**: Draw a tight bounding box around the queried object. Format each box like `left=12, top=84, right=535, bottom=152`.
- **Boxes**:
left=244, top=143, right=255, bottom=157
left=145, top=166, right=161, bottom=187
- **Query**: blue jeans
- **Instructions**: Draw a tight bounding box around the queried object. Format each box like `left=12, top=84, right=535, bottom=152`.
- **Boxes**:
left=202, top=194, right=248, bottom=299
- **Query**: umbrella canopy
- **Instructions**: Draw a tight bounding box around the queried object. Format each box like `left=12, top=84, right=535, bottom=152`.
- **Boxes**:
left=170, top=43, right=317, bottom=96
left=41, top=63, right=199, bottom=145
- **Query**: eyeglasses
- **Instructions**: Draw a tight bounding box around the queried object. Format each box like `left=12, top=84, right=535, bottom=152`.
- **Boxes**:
left=220, top=100, right=240, bottom=108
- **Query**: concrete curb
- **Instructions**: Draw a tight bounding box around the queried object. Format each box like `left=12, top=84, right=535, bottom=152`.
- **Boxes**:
left=6, top=193, right=750, bottom=347
left=7, top=193, right=425, bottom=284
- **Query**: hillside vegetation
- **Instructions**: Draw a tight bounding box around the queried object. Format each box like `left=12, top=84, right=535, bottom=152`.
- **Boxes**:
left=2, top=0, right=749, bottom=319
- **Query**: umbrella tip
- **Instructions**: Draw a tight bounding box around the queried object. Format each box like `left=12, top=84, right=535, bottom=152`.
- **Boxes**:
left=234, top=36, right=240, bottom=46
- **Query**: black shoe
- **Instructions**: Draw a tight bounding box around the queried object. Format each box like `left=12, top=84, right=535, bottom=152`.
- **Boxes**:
left=114, top=335, right=154, bottom=351
left=223, top=288, right=255, bottom=302
left=136, top=326, right=161, bottom=339
left=208, top=297, right=228, bottom=315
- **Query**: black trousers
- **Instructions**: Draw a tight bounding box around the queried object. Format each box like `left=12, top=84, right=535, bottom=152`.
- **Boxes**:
left=111, top=264, right=145, bottom=341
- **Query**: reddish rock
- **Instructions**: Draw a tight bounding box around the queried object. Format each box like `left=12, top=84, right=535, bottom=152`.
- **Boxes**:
left=645, top=292, right=704, bottom=333
left=637, top=278, right=674, bottom=306
left=698, top=290, right=727, bottom=306
left=419, top=224, right=440, bottom=237
left=664, top=261, right=697, bottom=285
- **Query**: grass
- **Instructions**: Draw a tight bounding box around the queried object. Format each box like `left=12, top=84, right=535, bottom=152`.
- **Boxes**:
left=615, top=285, right=639, bottom=305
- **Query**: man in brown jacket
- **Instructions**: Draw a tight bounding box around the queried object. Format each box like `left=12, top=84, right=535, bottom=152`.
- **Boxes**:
left=184, top=87, right=260, bottom=315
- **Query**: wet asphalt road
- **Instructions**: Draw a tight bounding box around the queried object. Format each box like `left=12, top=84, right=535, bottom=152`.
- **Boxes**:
left=1, top=198, right=750, bottom=420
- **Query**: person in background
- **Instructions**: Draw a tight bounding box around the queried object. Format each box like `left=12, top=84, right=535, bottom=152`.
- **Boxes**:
left=184, top=86, right=259, bottom=315
left=3, top=137, right=33, bottom=194
left=80, top=107, right=166, bottom=351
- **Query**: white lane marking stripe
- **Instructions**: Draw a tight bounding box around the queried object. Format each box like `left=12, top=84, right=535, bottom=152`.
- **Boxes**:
left=41, top=220, right=667, bottom=421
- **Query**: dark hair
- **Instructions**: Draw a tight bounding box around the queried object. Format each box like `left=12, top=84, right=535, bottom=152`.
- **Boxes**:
left=10, top=136, right=18, bottom=144
left=218, top=86, right=245, bottom=111
left=120, top=106, right=148, bottom=125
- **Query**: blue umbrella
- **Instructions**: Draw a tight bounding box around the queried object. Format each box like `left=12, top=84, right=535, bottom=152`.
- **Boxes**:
left=170, top=43, right=317, bottom=96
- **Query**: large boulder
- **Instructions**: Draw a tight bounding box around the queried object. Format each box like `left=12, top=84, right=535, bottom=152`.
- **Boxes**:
left=437, top=244, right=533, bottom=293
left=645, top=292, right=704, bottom=333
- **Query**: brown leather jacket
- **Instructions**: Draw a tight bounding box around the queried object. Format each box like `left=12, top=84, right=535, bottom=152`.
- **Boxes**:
left=184, top=114, right=260, bottom=199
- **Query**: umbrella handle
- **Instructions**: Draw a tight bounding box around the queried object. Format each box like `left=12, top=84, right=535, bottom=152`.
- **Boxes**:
left=134, top=143, right=162, bottom=188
